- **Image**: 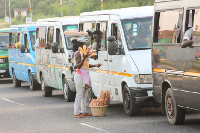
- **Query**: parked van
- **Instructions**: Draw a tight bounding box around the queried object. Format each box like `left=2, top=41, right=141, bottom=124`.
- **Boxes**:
left=8, top=24, right=38, bottom=90
left=0, top=28, right=9, bottom=77
left=79, top=6, right=158, bottom=116
left=35, top=16, right=79, bottom=102
left=152, top=0, right=200, bottom=125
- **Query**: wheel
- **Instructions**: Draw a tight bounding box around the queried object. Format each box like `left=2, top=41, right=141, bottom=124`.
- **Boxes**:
left=29, top=72, right=39, bottom=90
left=88, top=88, right=97, bottom=103
left=123, top=84, right=140, bottom=116
left=41, top=75, right=52, bottom=97
left=165, top=88, right=185, bottom=125
left=63, top=77, right=75, bottom=102
left=12, top=70, right=21, bottom=87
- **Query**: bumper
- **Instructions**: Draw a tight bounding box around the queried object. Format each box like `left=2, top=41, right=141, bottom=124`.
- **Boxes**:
left=130, top=87, right=160, bottom=107
left=0, top=68, right=9, bottom=75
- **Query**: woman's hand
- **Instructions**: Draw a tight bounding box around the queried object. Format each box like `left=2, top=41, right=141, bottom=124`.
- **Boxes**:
left=97, top=63, right=102, bottom=68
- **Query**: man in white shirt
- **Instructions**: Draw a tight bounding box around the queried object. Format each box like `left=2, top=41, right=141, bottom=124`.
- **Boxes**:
left=181, top=27, right=193, bottom=48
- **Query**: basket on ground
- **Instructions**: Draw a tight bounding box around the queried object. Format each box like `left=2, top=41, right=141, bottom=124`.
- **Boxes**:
left=89, top=106, right=107, bottom=116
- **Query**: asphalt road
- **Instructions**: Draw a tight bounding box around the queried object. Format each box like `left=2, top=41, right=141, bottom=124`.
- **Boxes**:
left=0, top=78, right=200, bottom=133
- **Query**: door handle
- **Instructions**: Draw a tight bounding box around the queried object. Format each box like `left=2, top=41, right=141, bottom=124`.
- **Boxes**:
left=109, top=59, right=112, bottom=62
left=104, top=59, right=107, bottom=61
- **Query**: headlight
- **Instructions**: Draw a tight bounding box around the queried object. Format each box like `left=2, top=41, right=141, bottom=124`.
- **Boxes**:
left=0, top=58, right=4, bottom=63
left=133, top=74, right=152, bottom=84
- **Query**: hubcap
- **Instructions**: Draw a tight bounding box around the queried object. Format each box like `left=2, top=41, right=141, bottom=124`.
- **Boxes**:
left=167, top=95, right=174, bottom=119
left=64, top=82, right=68, bottom=99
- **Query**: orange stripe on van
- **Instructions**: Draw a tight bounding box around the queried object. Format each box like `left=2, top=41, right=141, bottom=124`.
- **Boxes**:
left=96, top=69, right=109, bottom=74
left=109, top=71, right=132, bottom=77
left=184, top=72, right=200, bottom=77
left=153, top=68, right=166, bottom=73
left=0, top=56, right=8, bottom=58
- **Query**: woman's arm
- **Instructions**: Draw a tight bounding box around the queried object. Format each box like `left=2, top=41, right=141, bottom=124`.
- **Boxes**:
left=75, top=51, right=88, bottom=69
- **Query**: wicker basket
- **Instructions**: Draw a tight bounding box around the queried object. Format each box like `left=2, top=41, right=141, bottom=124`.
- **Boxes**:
left=89, top=106, right=107, bottom=116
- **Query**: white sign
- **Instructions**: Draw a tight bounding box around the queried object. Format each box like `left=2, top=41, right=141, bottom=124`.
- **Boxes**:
left=5, top=17, right=9, bottom=23
left=26, top=17, right=32, bottom=24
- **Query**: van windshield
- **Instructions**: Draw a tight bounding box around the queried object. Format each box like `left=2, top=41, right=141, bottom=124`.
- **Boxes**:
left=62, top=25, right=78, bottom=50
left=0, top=33, right=9, bottom=49
left=121, top=17, right=152, bottom=50
left=30, top=31, right=36, bottom=50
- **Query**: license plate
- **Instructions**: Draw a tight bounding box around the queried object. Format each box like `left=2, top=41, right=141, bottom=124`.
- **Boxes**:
left=0, top=59, right=3, bottom=63
left=147, top=90, right=153, bottom=96
left=0, top=70, right=6, bottom=73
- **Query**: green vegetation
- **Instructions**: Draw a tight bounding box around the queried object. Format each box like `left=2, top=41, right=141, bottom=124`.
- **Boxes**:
left=0, top=0, right=155, bottom=28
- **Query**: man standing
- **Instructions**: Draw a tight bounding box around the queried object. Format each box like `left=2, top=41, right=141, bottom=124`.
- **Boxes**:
left=74, top=38, right=101, bottom=118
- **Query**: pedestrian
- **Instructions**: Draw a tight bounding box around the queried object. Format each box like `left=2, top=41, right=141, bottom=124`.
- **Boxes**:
left=74, top=38, right=101, bottom=118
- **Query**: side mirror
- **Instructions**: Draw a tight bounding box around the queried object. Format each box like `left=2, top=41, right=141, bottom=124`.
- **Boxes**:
left=107, top=36, right=117, bottom=55
left=20, top=45, right=25, bottom=53
left=60, top=48, right=64, bottom=53
left=52, top=42, right=58, bottom=53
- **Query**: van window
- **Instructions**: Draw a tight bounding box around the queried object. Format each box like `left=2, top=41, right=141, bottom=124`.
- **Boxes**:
left=97, top=22, right=107, bottom=50
left=62, top=25, right=78, bottom=50
left=192, top=9, right=200, bottom=43
left=10, top=32, right=18, bottom=48
left=56, top=28, right=63, bottom=49
left=47, top=27, right=54, bottom=44
left=122, top=17, right=152, bottom=50
left=111, top=23, right=123, bottom=48
left=0, top=32, right=9, bottom=48
left=29, top=31, right=36, bottom=50
left=24, top=34, right=29, bottom=49
left=154, top=10, right=183, bottom=43
left=38, top=27, right=47, bottom=47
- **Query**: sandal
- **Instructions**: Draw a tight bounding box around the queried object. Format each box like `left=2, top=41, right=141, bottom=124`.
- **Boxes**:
left=74, top=114, right=84, bottom=118
left=83, top=113, right=93, bottom=116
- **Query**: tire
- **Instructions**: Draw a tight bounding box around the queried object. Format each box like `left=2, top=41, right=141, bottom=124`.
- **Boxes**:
left=12, top=70, right=21, bottom=87
left=41, top=75, right=52, bottom=97
left=88, top=88, right=97, bottom=103
left=165, top=88, right=185, bottom=125
left=123, top=84, right=140, bottom=116
left=63, top=77, right=75, bottom=102
left=29, top=72, right=39, bottom=90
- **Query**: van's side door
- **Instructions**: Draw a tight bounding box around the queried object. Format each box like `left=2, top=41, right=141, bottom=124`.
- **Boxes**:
left=46, top=26, right=57, bottom=88
left=89, top=21, right=109, bottom=97
left=108, top=23, right=125, bottom=101
left=53, top=27, right=64, bottom=89
left=183, top=9, right=200, bottom=109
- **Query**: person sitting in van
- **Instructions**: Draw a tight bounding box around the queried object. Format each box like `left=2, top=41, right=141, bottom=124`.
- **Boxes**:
left=15, top=36, right=21, bottom=49
left=181, top=27, right=193, bottom=48
left=91, top=30, right=103, bottom=51
left=74, top=38, right=101, bottom=118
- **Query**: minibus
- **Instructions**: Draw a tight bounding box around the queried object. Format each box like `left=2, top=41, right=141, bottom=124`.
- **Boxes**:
left=9, top=24, right=39, bottom=90
left=0, top=28, right=9, bottom=77
left=80, top=6, right=159, bottom=116
left=35, top=16, right=79, bottom=102
left=152, top=0, right=200, bottom=125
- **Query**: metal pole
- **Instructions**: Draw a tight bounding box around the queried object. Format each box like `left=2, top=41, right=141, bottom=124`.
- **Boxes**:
left=60, top=0, right=63, bottom=17
left=29, top=0, right=32, bottom=22
left=9, top=0, right=11, bottom=26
